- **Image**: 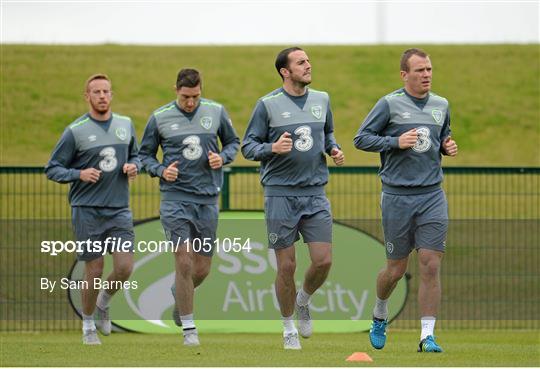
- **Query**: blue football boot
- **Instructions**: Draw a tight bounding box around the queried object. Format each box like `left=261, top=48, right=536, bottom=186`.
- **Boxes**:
left=369, top=318, right=387, bottom=349
left=418, top=335, right=443, bottom=352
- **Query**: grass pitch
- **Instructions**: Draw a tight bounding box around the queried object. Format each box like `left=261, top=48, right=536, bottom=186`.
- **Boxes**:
left=1, top=330, right=539, bottom=366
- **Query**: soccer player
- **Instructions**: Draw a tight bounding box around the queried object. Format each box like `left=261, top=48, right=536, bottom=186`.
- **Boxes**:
left=242, top=47, right=344, bottom=350
left=354, top=48, right=458, bottom=352
left=45, top=74, right=140, bottom=345
left=139, top=68, right=239, bottom=346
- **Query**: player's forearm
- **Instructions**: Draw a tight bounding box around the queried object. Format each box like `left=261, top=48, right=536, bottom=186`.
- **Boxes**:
left=355, top=99, right=395, bottom=152
left=128, top=133, right=142, bottom=171
left=220, top=139, right=240, bottom=165
left=324, top=133, right=340, bottom=155
left=127, top=156, right=142, bottom=172
left=128, top=144, right=142, bottom=171
left=242, top=103, right=273, bottom=161
left=45, top=129, right=79, bottom=182
left=439, top=116, right=452, bottom=156
left=139, top=154, right=165, bottom=178
left=45, top=165, right=80, bottom=183
left=354, top=131, right=399, bottom=152
left=139, top=126, right=164, bottom=177
left=143, top=161, right=166, bottom=178
left=241, top=141, right=273, bottom=161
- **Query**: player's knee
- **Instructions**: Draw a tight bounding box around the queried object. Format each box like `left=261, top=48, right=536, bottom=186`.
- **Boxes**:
left=420, top=258, right=440, bottom=279
left=176, top=259, right=193, bottom=278
left=114, top=263, right=133, bottom=282
left=313, top=257, right=332, bottom=273
left=85, top=259, right=104, bottom=279
left=278, top=259, right=296, bottom=276
left=390, top=269, right=406, bottom=282
left=86, top=268, right=103, bottom=280
left=386, top=264, right=407, bottom=282
left=194, top=264, right=211, bottom=283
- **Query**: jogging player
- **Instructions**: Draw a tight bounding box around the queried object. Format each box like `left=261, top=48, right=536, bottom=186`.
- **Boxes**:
left=354, top=48, right=458, bottom=353
left=242, top=47, right=344, bottom=350
left=45, top=74, right=140, bottom=345
left=139, top=68, right=239, bottom=346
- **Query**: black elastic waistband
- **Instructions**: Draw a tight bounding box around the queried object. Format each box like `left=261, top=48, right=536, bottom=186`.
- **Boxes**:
left=382, top=183, right=441, bottom=195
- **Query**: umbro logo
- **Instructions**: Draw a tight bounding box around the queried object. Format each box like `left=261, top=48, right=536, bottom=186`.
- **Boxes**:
left=88, top=135, right=97, bottom=142
left=281, top=112, right=291, bottom=119
left=401, top=112, right=411, bottom=119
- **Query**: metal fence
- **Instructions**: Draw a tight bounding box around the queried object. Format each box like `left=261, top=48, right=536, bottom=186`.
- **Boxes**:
left=1, top=166, right=538, bottom=331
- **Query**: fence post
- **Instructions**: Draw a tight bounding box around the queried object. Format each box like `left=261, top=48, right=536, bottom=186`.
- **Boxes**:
left=222, top=167, right=231, bottom=211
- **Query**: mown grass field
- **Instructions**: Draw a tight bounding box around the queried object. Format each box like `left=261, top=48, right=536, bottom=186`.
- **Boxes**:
left=1, top=44, right=539, bottom=166
left=1, top=330, right=539, bottom=367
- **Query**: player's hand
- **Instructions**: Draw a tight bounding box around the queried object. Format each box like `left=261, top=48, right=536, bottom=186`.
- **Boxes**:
left=79, top=168, right=101, bottom=183
left=123, top=163, right=138, bottom=180
left=272, top=132, right=293, bottom=154
left=331, top=148, right=345, bottom=166
left=442, top=136, right=458, bottom=156
left=208, top=151, right=224, bottom=169
left=399, top=128, right=418, bottom=149
left=162, top=161, right=179, bottom=182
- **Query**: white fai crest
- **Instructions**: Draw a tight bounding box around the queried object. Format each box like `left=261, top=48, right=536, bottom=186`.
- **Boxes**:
left=269, top=233, right=278, bottom=245
left=431, top=109, right=443, bottom=124
left=386, top=242, right=394, bottom=254
left=115, top=127, right=127, bottom=141
left=200, top=116, right=213, bottom=130
left=311, top=105, right=322, bottom=119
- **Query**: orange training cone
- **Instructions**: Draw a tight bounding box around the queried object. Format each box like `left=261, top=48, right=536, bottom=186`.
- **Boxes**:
left=346, top=352, right=373, bottom=362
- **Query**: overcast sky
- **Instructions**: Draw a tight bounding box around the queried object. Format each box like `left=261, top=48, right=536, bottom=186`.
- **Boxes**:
left=1, top=1, right=539, bottom=45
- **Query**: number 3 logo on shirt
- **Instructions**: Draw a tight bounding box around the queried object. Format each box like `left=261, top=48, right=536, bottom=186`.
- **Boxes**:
left=98, top=147, right=118, bottom=172
left=294, top=125, right=313, bottom=152
left=412, top=126, right=432, bottom=153
left=182, top=135, right=203, bottom=160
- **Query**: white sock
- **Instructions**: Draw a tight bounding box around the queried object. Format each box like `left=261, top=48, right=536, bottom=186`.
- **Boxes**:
left=282, top=314, right=297, bottom=336
left=373, top=297, right=388, bottom=320
left=296, top=288, right=311, bottom=306
left=82, top=313, right=96, bottom=332
left=420, top=316, right=436, bottom=340
left=181, top=313, right=196, bottom=330
left=96, top=290, right=112, bottom=310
